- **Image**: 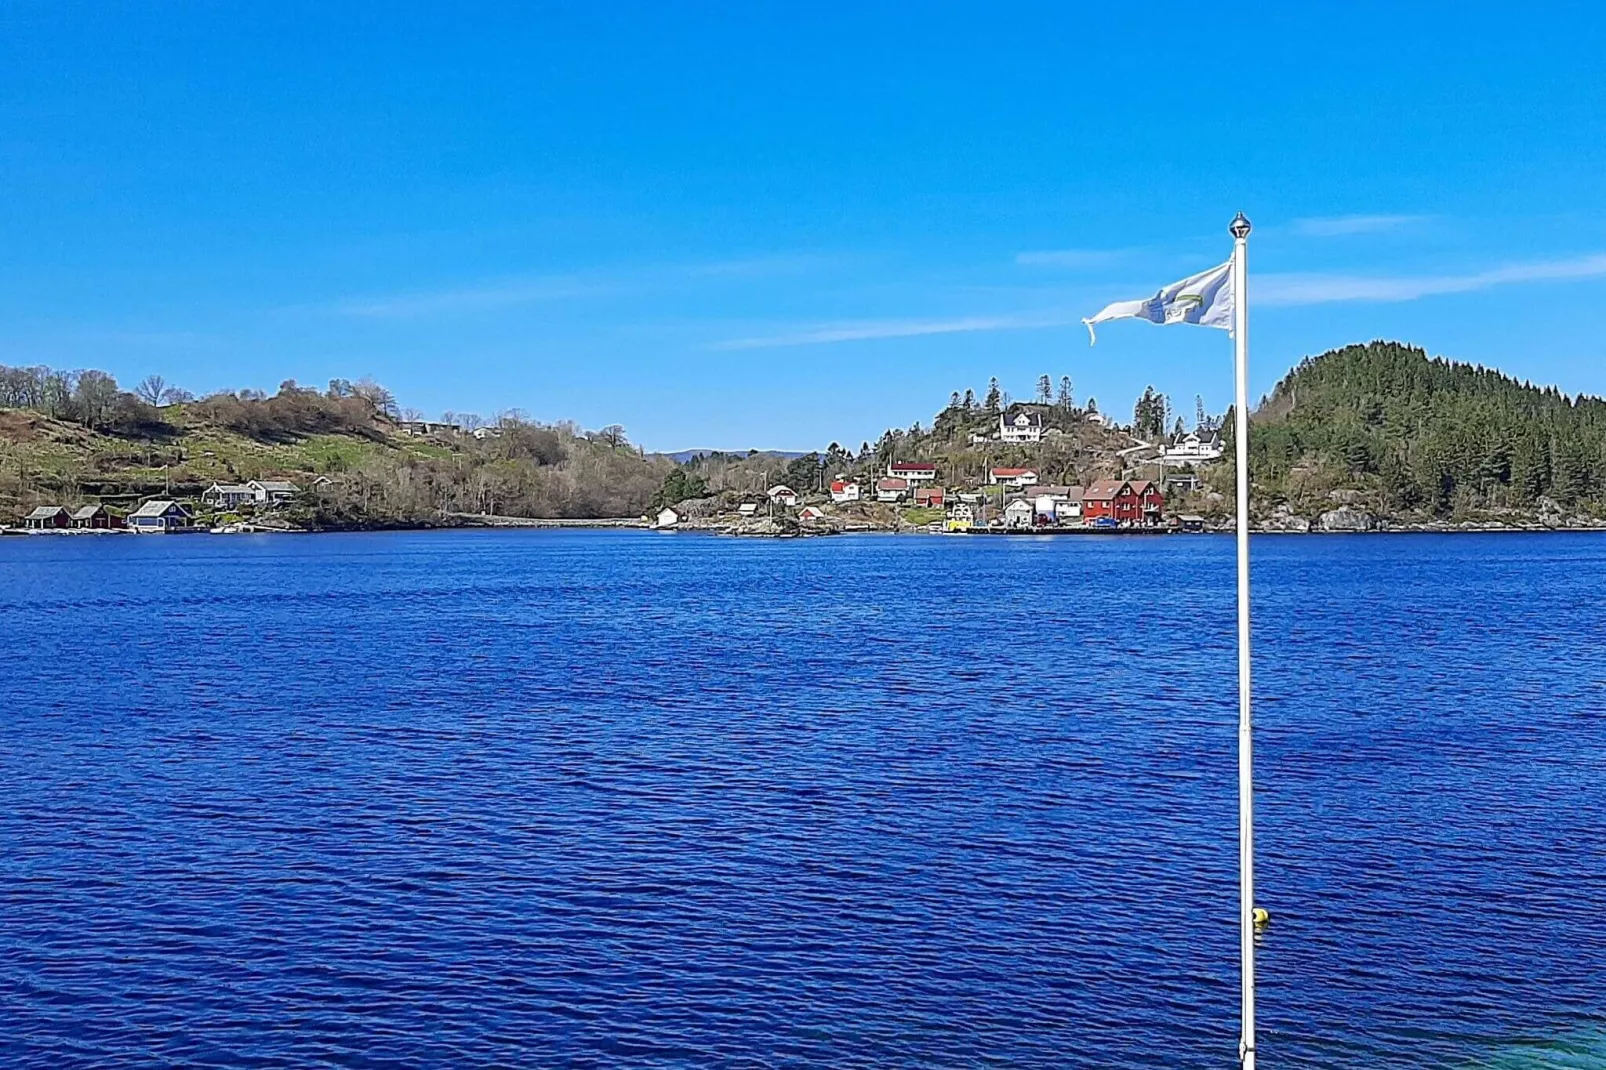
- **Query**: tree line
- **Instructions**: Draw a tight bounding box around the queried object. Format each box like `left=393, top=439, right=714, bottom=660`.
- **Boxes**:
left=1249, top=341, right=1606, bottom=513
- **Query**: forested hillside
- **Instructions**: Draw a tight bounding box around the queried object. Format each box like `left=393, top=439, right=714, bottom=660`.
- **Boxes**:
left=1247, top=341, right=1606, bottom=518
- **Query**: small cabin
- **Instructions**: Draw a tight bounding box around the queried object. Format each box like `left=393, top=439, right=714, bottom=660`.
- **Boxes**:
left=128, top=500, right=193, bottom=533
left=71, top=505, right=122, bottom=529
left=201, top=483, right=255, bottom=509
left=23, top=506, right=71, bottom=530
left=1002, top=499, right=1036, bottom=528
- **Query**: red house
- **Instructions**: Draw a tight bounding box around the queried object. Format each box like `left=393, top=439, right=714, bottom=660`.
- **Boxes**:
left=1127, top=479, right=1165, bottom=525
left=1082, top=479, right=1164, bottom=526
left=23, top=506, right=71, bottom=529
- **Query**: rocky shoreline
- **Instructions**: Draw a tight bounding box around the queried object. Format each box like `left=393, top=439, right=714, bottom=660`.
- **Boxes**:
left=1253, top=501, right=1606, bottom=534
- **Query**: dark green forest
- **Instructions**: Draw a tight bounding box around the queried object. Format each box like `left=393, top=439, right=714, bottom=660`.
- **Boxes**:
left=1249, top=341, right=1606, bottom=515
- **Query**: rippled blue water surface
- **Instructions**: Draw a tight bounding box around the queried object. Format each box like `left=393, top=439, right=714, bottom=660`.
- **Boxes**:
left=2, top=530, right=1604, bottom=1069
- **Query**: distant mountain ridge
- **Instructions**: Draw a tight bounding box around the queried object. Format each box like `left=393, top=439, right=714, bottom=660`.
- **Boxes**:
left=656, top=448, right=810, bottom=464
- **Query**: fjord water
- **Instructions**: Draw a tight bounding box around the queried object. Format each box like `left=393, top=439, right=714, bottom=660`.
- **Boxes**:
left=2, top=531, right=1603, bottom=1069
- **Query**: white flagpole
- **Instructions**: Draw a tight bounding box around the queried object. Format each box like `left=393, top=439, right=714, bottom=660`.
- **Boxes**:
left=1229, top=211, right=1257, bottom=1070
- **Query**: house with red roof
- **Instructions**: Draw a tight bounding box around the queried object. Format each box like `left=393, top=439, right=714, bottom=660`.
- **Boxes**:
left=1082, top=479, right=1165, bottom=526
left=875, top=477, right=909, bottom=502
left=829, top=477, right=861, bottom=503
left=887, top=461, right=937, bottom=482
left=1127, top=479, right=1166, bottom=525
left=988, top=467, right=1038, bottom=487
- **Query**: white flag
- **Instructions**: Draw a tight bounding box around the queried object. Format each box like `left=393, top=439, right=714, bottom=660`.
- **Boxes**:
left=1082, top=260, right=1233, bottom=344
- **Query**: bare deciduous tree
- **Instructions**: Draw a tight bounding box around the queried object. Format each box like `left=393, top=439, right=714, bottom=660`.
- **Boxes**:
left=135, top=375, right=168, bottom=406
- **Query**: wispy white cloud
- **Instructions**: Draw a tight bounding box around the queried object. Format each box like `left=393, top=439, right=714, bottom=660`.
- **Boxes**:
left=335, top=276, right=610, bottom=318
left=1291, top=214, right=1431, bottom=237
left=1015, top=248, right=1129, bottom=268
left=332, top=254, right=831, bottom=318
left=711, top=312, right=1077, bottom=350
left=678, top=253, right=835, bottom=278
left=1259, top=252, right=1606, bottom=306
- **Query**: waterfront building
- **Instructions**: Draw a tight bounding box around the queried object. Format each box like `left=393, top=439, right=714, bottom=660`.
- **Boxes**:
left=767, top=485, right=799, bottom=506
left=1002, top=498, right=1036, bottom=528
left=202, top=483, right=256, bottom=509
left=1028, top=485, right=1083, bottom=523
left=70, top=505, right=122, bottom=529
left=127, top=500, right=193, bottom=533
left=23, top=506, right=71, bottom=530
left=875, top=478, right=909, bottom=503
left=1082, top=479, right=1165, bottom=526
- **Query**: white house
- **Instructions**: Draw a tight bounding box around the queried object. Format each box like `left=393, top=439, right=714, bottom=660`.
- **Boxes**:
left=829, top=478, right=861, bottom=503
left=737, top=502, right=760, bottom=518
left=875, top=477, right=909, bottom=503
left=1002, top=498, right=1036, bottom=528
left=247, top=480, right=300, bottom=505
left=988, top=467, right=1038, bottom=487
left=1162, top=427, right=1225, bottom=465
left=1030, top=485, right=1084, bottom=523
left=201, top=483, right=255, bottom=509
left=128, top=500, right=192, bottom=533
left=999, top=407, right=1044, bottom=443
left=472, top=426, right=503, bottom=440
left=886, top=462, right=937, bottom=482
left=767, top=485, right=799, bottom=507
left=653, top=507, right=679, bottom=529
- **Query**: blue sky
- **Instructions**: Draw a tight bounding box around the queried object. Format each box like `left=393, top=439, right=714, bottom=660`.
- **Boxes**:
left=4, top=2, right=1606, bottom=451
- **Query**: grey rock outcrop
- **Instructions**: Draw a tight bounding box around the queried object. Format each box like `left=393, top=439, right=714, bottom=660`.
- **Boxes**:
left=1260, top=504, right=1310, bottom=533
left=1319, top=505, right=1374, bottom=533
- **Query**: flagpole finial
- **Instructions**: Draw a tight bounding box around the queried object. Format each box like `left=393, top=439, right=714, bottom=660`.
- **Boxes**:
left=1230, top=212, right=1252, bottom=239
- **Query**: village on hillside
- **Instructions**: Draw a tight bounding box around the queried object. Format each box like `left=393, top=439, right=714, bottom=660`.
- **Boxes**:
left=651, top=401, right=1226, bottom=537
